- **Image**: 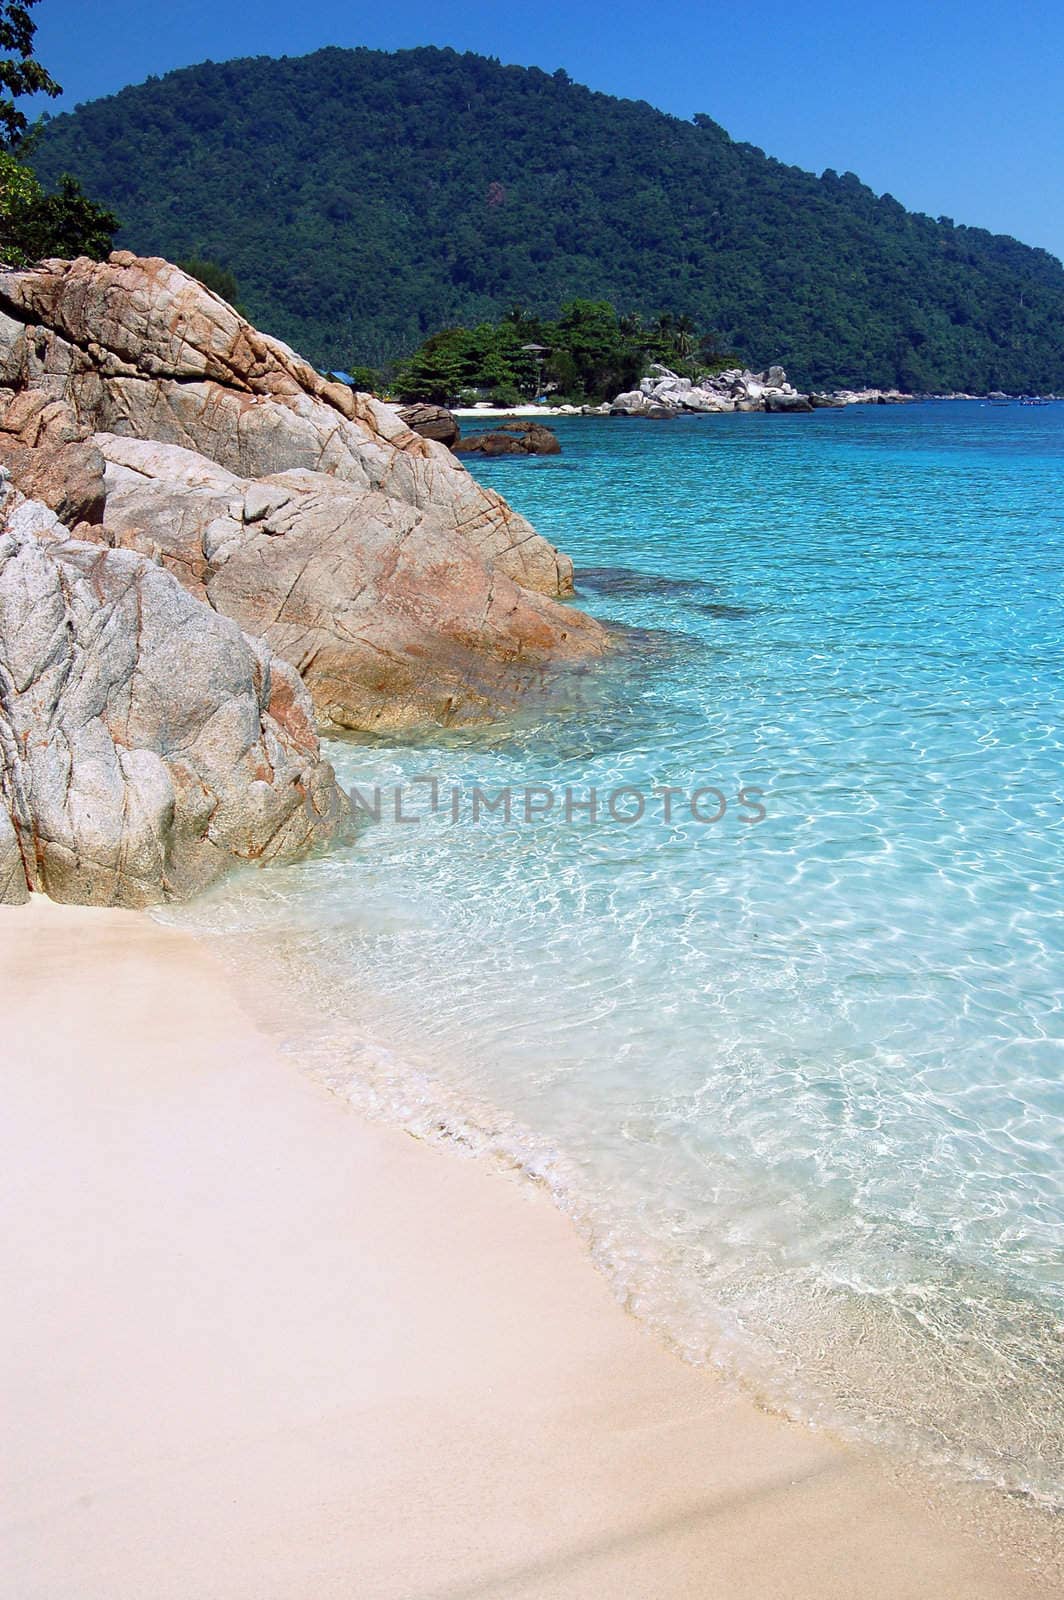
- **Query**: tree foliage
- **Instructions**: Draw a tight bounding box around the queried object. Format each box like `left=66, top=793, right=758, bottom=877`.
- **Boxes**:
left=29, top=45, right=1064, bottom=391
left=0, top=0, right=59, bottom=148
left=0, top=152, right=117, bottom=263
left=0, top=1, right=117, bottom=264
left=177, top=255, right=243, bottom=310
left=394, top=299, right=734, bottom=404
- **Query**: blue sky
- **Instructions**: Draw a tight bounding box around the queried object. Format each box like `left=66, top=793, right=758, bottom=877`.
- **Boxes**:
left=25, top=0, right=1064, bottom=262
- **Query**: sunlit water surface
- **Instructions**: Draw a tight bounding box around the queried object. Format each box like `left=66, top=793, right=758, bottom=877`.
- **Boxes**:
left=168, top=404, right=1064, bottom=1507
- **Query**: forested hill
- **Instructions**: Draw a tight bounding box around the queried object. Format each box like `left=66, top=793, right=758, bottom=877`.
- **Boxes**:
left=31, top=45, right=1064, bottom=390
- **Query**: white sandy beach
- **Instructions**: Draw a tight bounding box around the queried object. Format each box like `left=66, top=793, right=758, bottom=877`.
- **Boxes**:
left=452, top=404, right=578, bottom=418
left=1, top=899, right=1055, bottom=1599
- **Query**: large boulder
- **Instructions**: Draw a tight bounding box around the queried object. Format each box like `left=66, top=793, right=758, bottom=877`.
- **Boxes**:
left=677, top=389, right=735, bottom=413
left=610, top=391, right=680, bottom=419
left=0, top=255, right=611, bottom=734
left=396, top=402, right=460, bottom=448
left=610, top=389, right=653, bottom=416
left=0, top=254, right=572, bottom=597
left=453, top=421, right=561, bottom=456
left=93, top=434, right=607, bottom=732
left=763, top=392, right=815, bottom=413
left=0, top=491, right=348, bottom=907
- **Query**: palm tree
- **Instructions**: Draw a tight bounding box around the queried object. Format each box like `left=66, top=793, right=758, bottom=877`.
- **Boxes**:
left=673, top=314, right=696, bottom=361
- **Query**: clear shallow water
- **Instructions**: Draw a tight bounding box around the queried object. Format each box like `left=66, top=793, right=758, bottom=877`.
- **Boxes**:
left=172, top=404, right=1064, bottom=1505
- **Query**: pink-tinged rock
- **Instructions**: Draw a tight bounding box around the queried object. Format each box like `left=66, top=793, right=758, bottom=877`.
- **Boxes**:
left=0, top=387, right=106, bottom=528
left=0, top=254, right=573, bottom=596
left=93, top=434, right=608, bottom=731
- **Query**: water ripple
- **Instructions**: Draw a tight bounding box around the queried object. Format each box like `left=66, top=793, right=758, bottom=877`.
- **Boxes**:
left=166, top=403, right=1064, bottom=1514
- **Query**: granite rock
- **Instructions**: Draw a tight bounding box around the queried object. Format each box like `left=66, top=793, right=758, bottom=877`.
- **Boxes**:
left=93, top=434, right=608, bottom=731
left=396, top=402, right=461, bottom=448
left=0, top=254, right=572, bottom=596
left=453, top=421, right=561, bottom=456
left=0, top=490, right=348, bottom=906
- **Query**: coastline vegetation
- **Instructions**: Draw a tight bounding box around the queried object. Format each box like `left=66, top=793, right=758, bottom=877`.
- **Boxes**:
left=29, top=45, right=1064, bottom=392
left=392, top=302, right=737, bottom=406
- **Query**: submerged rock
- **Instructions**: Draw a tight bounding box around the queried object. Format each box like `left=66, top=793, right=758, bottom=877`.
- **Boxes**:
left=0, top=492, right=348, bottom=907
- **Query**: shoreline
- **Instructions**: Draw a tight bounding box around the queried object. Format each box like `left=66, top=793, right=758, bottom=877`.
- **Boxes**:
left=452, top=403, right=561, bottom=417
left=2, top=897, right=1059, bottom=1597
left=449, top=397, right=1059, bottom=422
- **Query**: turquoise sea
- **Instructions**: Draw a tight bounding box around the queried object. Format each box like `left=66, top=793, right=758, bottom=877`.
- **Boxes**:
left=174, top=403, right=1064, bottom=1507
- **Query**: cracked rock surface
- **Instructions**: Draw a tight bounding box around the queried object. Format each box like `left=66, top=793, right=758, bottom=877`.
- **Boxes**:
left=95, top=434, right=606, bottom=731
left=0, top=255, right=608, bottom=732
left=0, top=490, right=348, bottom=906
left=0, top=253, right=575, bottom=595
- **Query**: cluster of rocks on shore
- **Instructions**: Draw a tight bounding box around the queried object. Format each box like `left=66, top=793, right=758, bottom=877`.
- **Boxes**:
left=397, top=373, right=1047, bottom=440
left=395, top=370, right=921, bottom=448
left=609, top=364, right=912, bottom=417
left=0, top=254, right=606, bottom=906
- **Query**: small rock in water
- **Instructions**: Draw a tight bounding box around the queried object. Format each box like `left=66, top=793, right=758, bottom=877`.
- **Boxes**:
left=453, top=421, right=561, bottom=456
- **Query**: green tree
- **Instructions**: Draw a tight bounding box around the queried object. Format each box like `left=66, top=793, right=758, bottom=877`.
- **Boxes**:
left=0, top=144, right=31, bottom=202
left=549, top=300, right=641, bottom=398
left=0, top=0, right=60, bottom=148
left=0, top=154, right=117, bottom=263
left=393, top=297, right=710, bottom=403
left=672, top=314, right=696, bottom=361
left=394, top=328, right=472, bottom=404
left=697, top=331, right=732, bottom=368
left=0, top=1, right=117, bottom=264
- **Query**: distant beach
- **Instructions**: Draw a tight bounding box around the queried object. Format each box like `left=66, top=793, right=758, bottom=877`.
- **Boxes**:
left=452, top=403, right=558, bottom=417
